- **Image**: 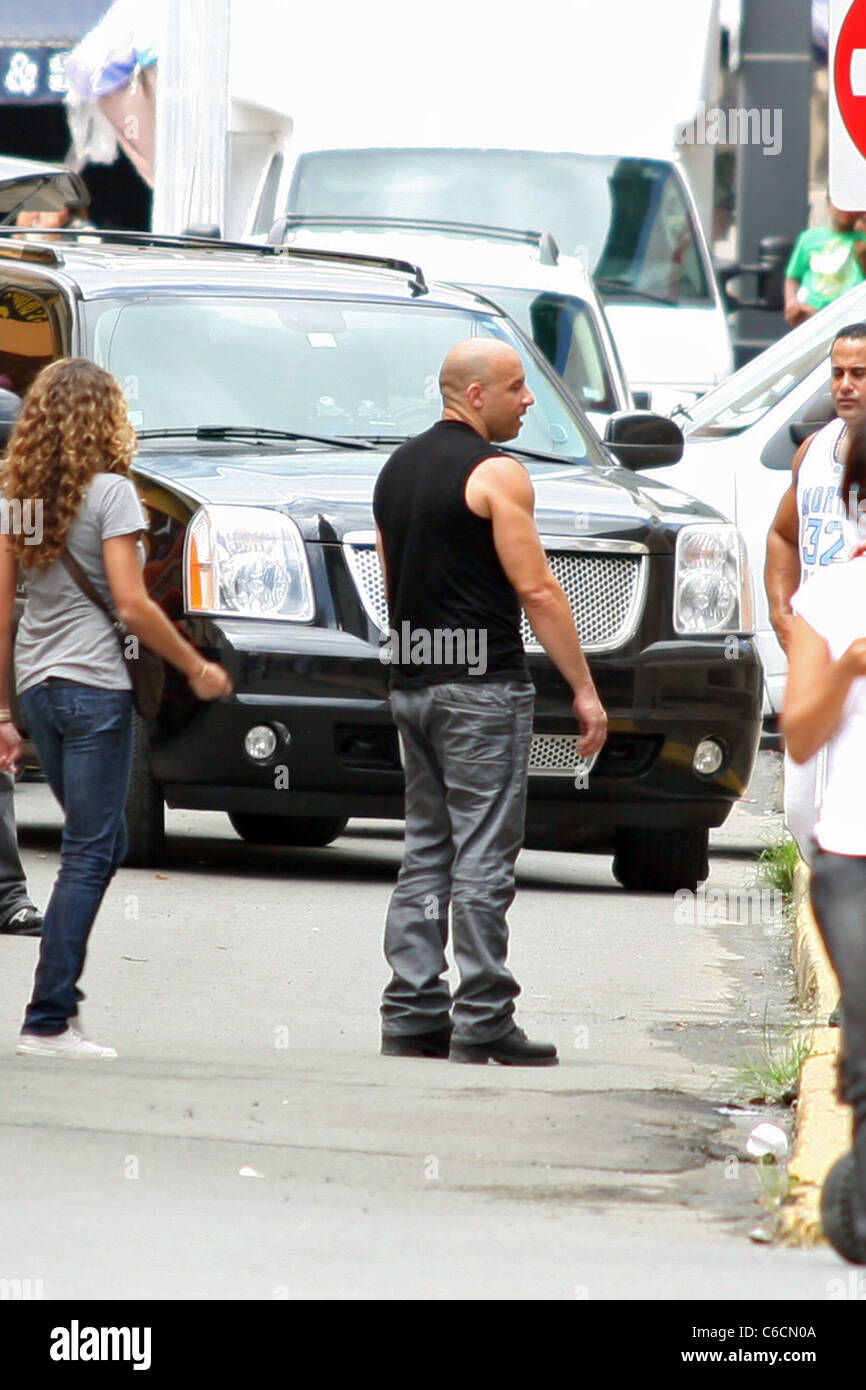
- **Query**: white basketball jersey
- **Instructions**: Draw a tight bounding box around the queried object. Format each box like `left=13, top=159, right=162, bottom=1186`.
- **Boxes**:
left=796, top=418, right=860, bottom=586
left=793, top=416, right=860, bottom=820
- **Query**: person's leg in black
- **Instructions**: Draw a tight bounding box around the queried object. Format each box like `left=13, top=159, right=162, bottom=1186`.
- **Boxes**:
left=811, top=849, right=866, bottom=1250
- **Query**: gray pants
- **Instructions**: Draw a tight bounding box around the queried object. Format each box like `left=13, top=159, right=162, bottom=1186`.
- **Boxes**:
left=381, top=680, right=534, bottom=1044
left=0, top=771, right=34, bottom=923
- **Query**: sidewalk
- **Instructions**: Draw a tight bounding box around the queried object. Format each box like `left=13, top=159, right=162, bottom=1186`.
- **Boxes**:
left=778, top=859, right=852, bottom=1244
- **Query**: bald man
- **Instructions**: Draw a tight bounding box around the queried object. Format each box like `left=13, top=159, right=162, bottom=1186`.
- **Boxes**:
left=373, top=339, right=606, bottom=1066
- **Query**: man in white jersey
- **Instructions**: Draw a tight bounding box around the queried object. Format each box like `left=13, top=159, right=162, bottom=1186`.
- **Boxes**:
left=766, top=323, right=866, bottom=868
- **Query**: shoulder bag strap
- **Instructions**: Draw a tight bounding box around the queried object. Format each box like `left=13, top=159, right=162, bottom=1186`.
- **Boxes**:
left=60, top=550, right=125, bottom=641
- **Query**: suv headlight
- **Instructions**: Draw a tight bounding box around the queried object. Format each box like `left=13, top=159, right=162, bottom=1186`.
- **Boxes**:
left=184, top=505, right=315, bottom=620
left=673, top=524, right=755, bottom=636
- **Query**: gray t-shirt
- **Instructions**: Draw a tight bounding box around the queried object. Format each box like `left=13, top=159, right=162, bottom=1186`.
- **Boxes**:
left=15, top=472, right=148, bottom=694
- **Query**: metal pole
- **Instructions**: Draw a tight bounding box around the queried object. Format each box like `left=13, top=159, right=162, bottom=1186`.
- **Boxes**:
left=733, top=0, right=812, bottom=364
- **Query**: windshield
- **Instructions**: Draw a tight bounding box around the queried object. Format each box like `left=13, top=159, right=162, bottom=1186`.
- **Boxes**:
left=84, top=296, right=598, bottom=463
left=475, top=286, right=620, bottom=414
left=289, top=149, right=712, bottom=307
left=684, top=289, right=866, bottom=437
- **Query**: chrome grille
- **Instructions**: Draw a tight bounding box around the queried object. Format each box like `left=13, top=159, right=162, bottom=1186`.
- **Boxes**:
left=344, top=538, right=646, bottom=653
left=345, top=544, right=389, bottom=633
left=521, top=552, right=644, bottom=652
left=529, top=734, right=584, bottom=775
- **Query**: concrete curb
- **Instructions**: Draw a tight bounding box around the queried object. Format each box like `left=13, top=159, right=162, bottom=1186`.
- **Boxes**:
left=777, top=860, right=851, bottom=1246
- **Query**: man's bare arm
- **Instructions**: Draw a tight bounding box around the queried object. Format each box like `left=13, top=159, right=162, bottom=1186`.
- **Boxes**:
left=765, top=435, right=811, bottom=654
left=466, top=455, right=607, bottom=755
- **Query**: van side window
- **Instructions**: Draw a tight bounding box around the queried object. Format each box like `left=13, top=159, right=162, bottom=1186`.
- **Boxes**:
left=0, top=287, right=59, bottom=395
left=596, top=162, right=710, bottom=305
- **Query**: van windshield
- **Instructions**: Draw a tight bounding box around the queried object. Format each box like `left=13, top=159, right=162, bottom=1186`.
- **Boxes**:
left=289, top=149, right=713, bottom=307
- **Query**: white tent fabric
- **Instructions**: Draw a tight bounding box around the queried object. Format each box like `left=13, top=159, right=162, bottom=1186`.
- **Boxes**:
left=151, top=0, right=229, bottom=233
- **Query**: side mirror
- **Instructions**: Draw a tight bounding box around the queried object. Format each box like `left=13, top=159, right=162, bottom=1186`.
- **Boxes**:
left=0, top=387, right=21, bottom=449
left=716, top=235, right=792, bottom=313
left=604, top=410, right=684, bottom=470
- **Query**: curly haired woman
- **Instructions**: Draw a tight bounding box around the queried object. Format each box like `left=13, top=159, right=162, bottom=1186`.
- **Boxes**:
left=0, top=358, right=232, bottom=1059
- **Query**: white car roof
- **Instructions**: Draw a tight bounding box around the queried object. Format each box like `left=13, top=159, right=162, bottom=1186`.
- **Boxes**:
left=281, top=223, right=600, bottom=301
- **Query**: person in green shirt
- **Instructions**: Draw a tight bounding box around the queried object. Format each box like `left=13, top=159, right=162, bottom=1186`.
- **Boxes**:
left=785, top=202, right=866, bottom=328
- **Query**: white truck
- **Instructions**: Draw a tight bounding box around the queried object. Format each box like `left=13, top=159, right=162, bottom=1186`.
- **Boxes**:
left=258, top=0, right=734, bottom=414
left=75, top=1, right=755, bottom=411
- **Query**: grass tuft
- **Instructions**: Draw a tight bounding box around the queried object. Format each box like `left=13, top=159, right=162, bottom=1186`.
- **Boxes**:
left=753, top=834, right=799, bottom=901
left=737, top=1011, right=815, bottom=1106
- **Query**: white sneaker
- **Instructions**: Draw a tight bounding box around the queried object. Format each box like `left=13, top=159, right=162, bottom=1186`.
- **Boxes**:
left=16, top=1027, right=118, bottom=1059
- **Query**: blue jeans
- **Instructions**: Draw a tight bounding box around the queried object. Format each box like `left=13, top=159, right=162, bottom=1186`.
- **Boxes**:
left=18, top=681, right=133, bottom=1035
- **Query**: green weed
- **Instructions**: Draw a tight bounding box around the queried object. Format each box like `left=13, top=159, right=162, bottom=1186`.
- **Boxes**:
left=753, top=834, right=798, bottom=901
left=737, top=1013, right=815, bottom=1106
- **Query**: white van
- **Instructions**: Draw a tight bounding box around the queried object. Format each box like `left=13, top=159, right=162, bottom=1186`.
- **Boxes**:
left=274, top=216, right=633, bottom=433
left=283, top=145, right=733, bottom=419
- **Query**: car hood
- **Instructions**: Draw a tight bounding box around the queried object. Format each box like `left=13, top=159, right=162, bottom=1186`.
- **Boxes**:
left=133, top=440, right=723, bottom=548
left=603, top=304, right=734, bottom=398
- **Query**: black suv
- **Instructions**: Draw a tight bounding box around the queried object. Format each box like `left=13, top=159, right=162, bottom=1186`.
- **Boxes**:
left=0, top=230, right=761, bottom=891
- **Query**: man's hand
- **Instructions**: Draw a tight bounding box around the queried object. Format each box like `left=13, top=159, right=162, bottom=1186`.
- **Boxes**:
left=784, top=299, right=814, bottom=328
left=573, top=682, right=607, bottom=758
left=0, top=722, right=22, bottom=774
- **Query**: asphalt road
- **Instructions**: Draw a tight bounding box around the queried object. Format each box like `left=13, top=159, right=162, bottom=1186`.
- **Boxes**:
left=0, top=754, right=852, bottom=1301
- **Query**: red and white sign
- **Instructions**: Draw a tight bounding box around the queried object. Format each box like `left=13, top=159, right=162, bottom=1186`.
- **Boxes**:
left=831, top=0, right=866, bottom=208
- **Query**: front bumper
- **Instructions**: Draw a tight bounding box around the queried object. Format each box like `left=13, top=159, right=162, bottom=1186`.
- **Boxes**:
left=150, top=624, right=762, bottom=840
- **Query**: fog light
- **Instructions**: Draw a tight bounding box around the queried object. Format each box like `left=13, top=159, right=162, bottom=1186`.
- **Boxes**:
left=693, top=739, right=724, bottom=776
left=245, top=725, right=278, bottom=762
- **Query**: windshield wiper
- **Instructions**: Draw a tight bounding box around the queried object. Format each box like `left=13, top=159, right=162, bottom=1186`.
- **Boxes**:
left=505, top=445, right=587, bottom=466
left=594, top=277, right=679, bottom=307
left=135, top=426, right=378, bottom=451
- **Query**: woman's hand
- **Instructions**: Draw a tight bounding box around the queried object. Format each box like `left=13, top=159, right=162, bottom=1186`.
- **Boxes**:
left=0, top=721, right=23, bottom=774
left=839, top=637, right=866, bottom=680
left=188, top=660, right=233, bottom=701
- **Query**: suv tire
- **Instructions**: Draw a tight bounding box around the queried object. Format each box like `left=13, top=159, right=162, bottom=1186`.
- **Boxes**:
left=612, top=826, right=709, bottom=893
left=822, top=1151, right=866, bottom=1264
left=229, top=812, right=348, bottom=847
left=124, top=713, right=166, bottom=867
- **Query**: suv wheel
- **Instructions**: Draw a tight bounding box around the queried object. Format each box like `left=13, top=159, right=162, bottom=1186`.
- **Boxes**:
left=612, top=826, right=709, bottom=893
left=123, top=714, right=166, bottom=867
left=228, top=813, right=348, bottom=847
left=822, top=1152, right=866, bottom=1264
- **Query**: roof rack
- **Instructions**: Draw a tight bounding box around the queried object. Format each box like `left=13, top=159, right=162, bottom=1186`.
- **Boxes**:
left=273, top=214, right=560, bottom=265
left=272, top=241, right=427, bottom=296
left=0, top=225, right=276, bottom=258
left=0, top=225, right=429, bottom=294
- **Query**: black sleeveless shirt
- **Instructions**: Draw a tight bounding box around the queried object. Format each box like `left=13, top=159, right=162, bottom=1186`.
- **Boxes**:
left=372, top=419, right=530, bottom=688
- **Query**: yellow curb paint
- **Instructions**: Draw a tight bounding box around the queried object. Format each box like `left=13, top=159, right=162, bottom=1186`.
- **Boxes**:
left=779, top=860, right=850, bottom=1247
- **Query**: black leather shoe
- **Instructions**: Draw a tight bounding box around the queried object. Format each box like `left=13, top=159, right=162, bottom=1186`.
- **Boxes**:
left=381, top=1025, right=452, bottom=1058
left=450, top=1026, right=558, bottom=1067
left=0, top=907, right=43, bottom=937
